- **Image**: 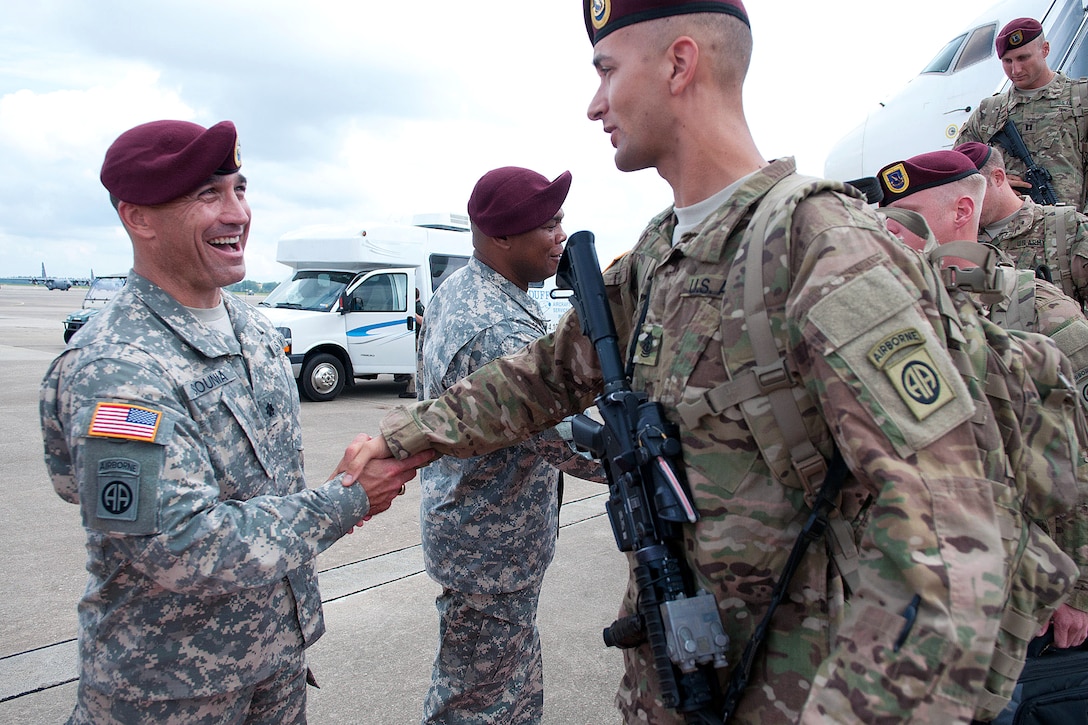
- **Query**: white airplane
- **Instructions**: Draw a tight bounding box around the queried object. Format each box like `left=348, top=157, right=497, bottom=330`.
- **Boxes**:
left=824, top=0, right=1088, bottom=182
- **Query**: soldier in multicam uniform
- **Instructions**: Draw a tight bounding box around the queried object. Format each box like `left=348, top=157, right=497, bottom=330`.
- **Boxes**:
left=416, top=166, right=603, bottom=724
left=956, top=17, right=1088, bottom=211
left=39, top=120, right=432, bottom=725
left=332, top=2, right=1042, bottom=722
left=876, top=149, right=1088, bottom=720
left=955, top=141, right=1088, bottom=308
left=880, top=148, right=1088, bottom=402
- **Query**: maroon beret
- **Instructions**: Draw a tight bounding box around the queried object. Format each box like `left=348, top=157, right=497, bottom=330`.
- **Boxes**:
left=101, top=120, right=241, bottom=205
left=877, top=151, right=980, bottom=207
left=954, top=142, right=993, bottom=170
left=996, top=17, right=1043, bottom=57
left=467, top=167, right=572, bottom=237
left=584, top=0, right=748, bottom=46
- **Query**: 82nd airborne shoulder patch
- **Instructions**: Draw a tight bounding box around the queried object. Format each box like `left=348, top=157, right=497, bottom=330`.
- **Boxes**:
left=869, top=329, right=954, bottom=421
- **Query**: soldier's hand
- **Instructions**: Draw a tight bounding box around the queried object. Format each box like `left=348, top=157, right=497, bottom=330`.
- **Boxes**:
left=1006, top=173, right=1032, bottom=192
left=333, top=433, right=435, bottom=524
left=335, top=433, right=396, bottom=485
left=353, top=449, right=434, bottom=520
left=1044, top=603, right=1088, bottom=649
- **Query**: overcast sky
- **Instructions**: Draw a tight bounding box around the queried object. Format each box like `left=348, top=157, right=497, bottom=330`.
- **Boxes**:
left=1, top=0, right=998, bottom=282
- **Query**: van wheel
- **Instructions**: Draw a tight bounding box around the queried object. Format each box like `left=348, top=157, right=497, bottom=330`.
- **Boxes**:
left=300, top=353, right=345, bottom=402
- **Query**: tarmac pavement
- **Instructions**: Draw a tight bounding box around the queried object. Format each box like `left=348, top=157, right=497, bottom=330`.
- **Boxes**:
left=0, top=285, right=626, bottom=724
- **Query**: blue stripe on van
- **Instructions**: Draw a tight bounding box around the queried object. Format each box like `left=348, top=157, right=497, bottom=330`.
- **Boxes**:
left=346, top=319, right=406, bottom=337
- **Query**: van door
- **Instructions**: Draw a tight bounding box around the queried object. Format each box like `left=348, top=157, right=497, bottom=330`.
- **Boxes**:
left=343, top=268, right=415, bottom=374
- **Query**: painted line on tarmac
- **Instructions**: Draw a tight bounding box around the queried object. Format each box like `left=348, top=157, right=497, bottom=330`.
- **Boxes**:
left=0, top=492, right=608, bottom=702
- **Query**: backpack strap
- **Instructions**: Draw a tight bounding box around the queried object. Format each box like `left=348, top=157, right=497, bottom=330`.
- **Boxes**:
left=683, top=175, right=861, bottom=596
left=880, top=207, right=939, bottom=255
left=1043, top=204, right=1078, bottom=299
left=741, top=174, right=835, bottom=495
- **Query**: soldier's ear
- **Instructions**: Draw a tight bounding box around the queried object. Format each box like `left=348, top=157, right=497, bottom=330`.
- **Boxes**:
left=667, top=36, right=699, bottom=95
left=954, top=195, right=976, bottom=231
left=116, top=202, right=155, bottom=242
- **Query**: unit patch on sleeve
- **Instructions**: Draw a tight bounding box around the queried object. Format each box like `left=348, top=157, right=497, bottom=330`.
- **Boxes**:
left=88, top=403, right=163, bottom=442
left=882, top=345, right=956, bottom=421
left=95, top=458, right=141, bottom=522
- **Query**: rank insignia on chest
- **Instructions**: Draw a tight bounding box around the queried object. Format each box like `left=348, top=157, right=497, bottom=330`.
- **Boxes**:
left=634, top=324, right=663, bottom=367
left=88, top=403, right=162, bottom=442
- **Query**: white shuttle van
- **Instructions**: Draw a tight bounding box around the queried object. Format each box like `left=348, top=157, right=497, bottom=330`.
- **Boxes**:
left=258, top=213, right=570, bottom=402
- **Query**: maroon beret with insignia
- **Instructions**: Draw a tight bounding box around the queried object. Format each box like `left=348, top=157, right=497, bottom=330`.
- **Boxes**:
left=953, top=142, right=993, bottom=170
left=877, top=151, right=980, bottom=207
left=584, top=0, right=749, bottom=46
left=101, top=120, right=242, bottom=205
left=996, top=17, right=1043, bottom=58
left=467, top=167, right=572, bottom=238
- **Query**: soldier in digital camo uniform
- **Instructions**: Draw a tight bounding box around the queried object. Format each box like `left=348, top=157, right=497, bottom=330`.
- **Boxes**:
left=876, top=150, right=1087, bottom=720
left=956, top=17, right=1088, bottom=211
left=39, top=120, right=432, bottom=725
left=416, top=166, right=604, bottom=724
left=333, top=2, right=1026, bottom=722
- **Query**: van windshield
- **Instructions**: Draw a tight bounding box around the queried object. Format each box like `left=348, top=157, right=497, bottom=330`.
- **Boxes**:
left=86, top=276, right=126, bottom=298
left=261, top=271, right=356, bottom=311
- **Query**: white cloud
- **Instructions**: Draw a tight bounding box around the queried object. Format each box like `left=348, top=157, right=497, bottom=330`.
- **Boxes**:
left=0, top=0, right=1000, bottom=280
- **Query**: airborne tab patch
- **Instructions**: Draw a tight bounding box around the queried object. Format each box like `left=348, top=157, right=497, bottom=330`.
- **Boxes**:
left=88, top=403, right=162, bottom=442
left=868, top=328, right=925, bottom=369
left=884, top=346, right=955, bottom=421
left=96, top=458, right=141, bottom=521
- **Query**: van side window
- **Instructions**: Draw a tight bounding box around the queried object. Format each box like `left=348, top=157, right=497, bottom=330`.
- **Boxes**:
left=955, top=24, right=995, bottom=72
left=350, top=273, right=408, bottom=312
left=429, top=254, right=469, bottom=292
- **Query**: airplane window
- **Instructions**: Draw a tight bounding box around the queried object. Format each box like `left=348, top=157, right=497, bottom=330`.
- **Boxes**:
left=955, top=24, right=996, bottom=72
left=922, top=33, right=967, bottom=74
left=1046, top=0, right=1087, bottom=70
left=1065, top=32, right=1088, bottom=79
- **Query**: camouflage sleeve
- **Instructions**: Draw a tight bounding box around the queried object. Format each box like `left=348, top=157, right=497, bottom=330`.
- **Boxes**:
left=441, top=324, right=540, bottom=389
left=523, top=426, right=607, bottom=482
left=788, top=198, right=1006, bottom=722
left=379, top=248, right=651, bottom=460
left=381, top=308, right=603, bottom=459
left=1069, top=214, right=1088, bottom=299
left=1051, top=501, right=1088, bottom=611
left=51, top=353, right=370, bottom=597
left=955, top=106, right=986, bottom=145
left=1032, top=281, right=1088, bottom=610
left=1034, top=279, right=1088, bottom=387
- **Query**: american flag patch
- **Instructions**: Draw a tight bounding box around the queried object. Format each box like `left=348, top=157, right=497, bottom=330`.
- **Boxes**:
left=88, top=403, right=162, bottom=442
